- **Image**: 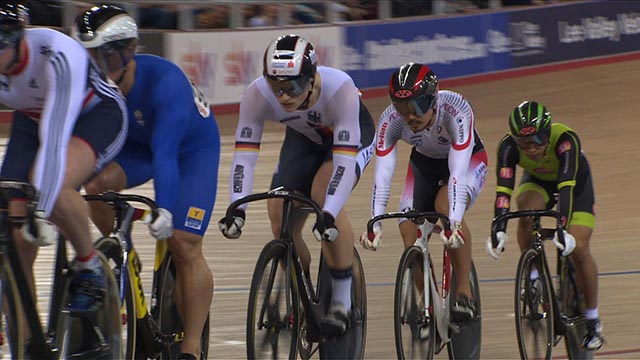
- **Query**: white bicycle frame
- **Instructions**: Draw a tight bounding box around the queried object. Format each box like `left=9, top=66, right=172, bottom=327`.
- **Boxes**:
left=403, top=221, right=455, bottom=345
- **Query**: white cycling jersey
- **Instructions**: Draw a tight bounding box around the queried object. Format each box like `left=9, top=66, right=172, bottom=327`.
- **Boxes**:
left=0, top=28, right=124, bottom=215
left=372, top=90, right=481, bottom=224
left=230, top=66, right=364, bottom=217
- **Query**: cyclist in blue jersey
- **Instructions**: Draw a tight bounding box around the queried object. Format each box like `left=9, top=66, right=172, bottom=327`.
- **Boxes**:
left=72, top=5, right=220, bottom=360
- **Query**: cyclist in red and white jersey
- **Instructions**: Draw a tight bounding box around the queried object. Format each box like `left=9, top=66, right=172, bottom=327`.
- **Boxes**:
left=0, top=3, right=127, bottom=320
left=361, top=63, right=488, bottom=323
left=219, top=34, right=375, bottom=335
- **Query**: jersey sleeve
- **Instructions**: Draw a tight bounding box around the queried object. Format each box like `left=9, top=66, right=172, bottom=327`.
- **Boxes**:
left=445, top=106, right=475, bottom=224
left=322, top=81, right=362, bottom=218
left=493, top=135, right=519, bottom=232
left=370, top=106, right=401, bottom=228
left=228, top=83, right=272, bottom=209
left=554, top=131, right=581, bottom=226
left=32, top=51, right=89, bottom=216
left=148, top=69, right=193, bottom=212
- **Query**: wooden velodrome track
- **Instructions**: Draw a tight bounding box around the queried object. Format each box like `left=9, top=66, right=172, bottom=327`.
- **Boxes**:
left=4, top=58, right=639, bottom=359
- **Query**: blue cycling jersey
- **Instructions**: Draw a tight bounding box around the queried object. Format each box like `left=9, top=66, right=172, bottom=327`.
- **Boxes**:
left=117, top=54, right=220, bottom=235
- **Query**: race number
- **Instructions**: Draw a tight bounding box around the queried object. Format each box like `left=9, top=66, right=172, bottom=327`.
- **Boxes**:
left=191, top=81, right=211, bottom=118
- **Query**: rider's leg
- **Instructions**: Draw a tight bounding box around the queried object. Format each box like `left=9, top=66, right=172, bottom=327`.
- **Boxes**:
left=568, top=224, right=598, bottom=310
left=434, top=186, right=472, bottom=298
left=515, top=189, right=547, bottom=251
left=84, top=162, right=128, bottom=236
left=267, top=197, right=312, bottom=273
left=167, top=230, right=212, bottom=357
left=399, top=220, right=417, bottom=249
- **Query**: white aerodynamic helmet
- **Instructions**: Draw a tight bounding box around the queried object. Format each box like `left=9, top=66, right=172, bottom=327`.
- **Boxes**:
left=71, top=4, right=138, bottom=49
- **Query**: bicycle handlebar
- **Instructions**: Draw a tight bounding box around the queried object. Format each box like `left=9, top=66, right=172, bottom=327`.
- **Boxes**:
left=490, top=209, right=565, bottom=247
left=83, top=191, right=160, bottom=222
left=223, top=188, right=326, bottom=233
left=366, top=210, right=451, bottom=235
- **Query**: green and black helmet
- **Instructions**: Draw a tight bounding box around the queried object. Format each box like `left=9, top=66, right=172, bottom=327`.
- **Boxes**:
left=508, top=101, right=551, bottom=145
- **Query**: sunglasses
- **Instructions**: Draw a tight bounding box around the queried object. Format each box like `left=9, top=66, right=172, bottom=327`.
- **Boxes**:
left=266, top=76, right=311, bottom=98
left=512, top=134, right=548, bottom=149
left=393, top=93, right=437, bottom=117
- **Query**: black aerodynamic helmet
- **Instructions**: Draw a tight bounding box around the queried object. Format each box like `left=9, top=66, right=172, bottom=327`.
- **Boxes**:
left=0, top=2, right=27, bottom=51
left=263, top=34, right=318, bottom=97
left=509, top=101, right=552, bottom=145
left=389, top=62, right=438, bottom=116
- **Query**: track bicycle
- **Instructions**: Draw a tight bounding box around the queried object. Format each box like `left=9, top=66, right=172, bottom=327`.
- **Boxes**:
left=490, top=209, right=593, bottom=360
left=221, top=187, right=367, bottom=359
left=367, top=210, right=482, bottom=360
left=0, top=179, right=121, bottom=359
left=83, top=191, right=210, bottom=359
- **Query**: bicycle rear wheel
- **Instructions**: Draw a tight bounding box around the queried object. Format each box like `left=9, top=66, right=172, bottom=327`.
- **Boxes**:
left=156, top=252, right=210, bottom=359
left=95, top=236, right=137, bottom=359
left=394, top=246, right=435, bottom=360
left=448, top=259, right=482, bottom=359
left=514, top=248, right=553, bottom=360
left=0, top=259, right=24, bottom=359
left=246, top=239, right=299, bottom=359
left=559, top=257, right=593, bottom=360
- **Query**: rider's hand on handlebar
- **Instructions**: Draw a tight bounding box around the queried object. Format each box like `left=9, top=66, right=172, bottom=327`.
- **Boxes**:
left=440, top=221, right=465, bottom=249
left=553, top=230, right=576, bottom=256
left=360, top=226, right=382, bottom=251
left=486, top=231, right=508, bottom=260
left=20, top=210, right=58, bottom=246
left=312, top=211, right=339, bottom=242
left=149, top=208, right=174, bottom=240
left=218, top=209, right=246, bottom=239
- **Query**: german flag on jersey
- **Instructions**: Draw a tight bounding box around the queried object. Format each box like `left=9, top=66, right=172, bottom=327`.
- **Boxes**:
left=333, top=144, right=358, bottom=157
left=235, top=141, right=260, bottom=152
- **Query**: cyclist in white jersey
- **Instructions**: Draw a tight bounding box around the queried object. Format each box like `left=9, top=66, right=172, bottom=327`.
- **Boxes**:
left=219, top=34, right=375, bottom=335
left=360, top=63, right=488, bottom=323
left=0, top=3, right=127, bottom=324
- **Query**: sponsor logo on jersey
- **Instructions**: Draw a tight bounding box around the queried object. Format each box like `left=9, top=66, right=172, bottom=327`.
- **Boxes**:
left=496, top=195, right=510, bottom=209
left=240, top=127, right=252, bottom=138
left=307, top=111, right=321, bottom=124
left=185, top=206, right=206, bottom=230
left=28, top=78, right=38, bottom=89
left=410, top=135, right=422, bottom=147
left=327, top=166, right=345, bottom=195
left=233, top=164, right=244, bottom=193
left=377, top=122, right=388, bottom=150
left=134, top=110, right=144, bottom=126
left=499, top=167, right=513, bottom=179
left=338, top=130, right=350, bottom=142
left=437, top=136, right=449, bottom=145
left=557, top=140, right=572, bottom=155
left=280, top=115, right=300, bottom=123
left=442, top=103, right=458, bottom=117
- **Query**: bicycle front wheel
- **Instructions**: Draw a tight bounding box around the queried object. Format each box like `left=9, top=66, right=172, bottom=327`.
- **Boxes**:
left=515, top=248, right=553, bottom=360
left=95, top=236, right=137, bottom=359
left=247, top=239, right=299, bottom=360
left=394, top=246, right=435, bottom=360
left=0, top=258, right=24, bottom=359
left=155, top=252, right=210, bottom=359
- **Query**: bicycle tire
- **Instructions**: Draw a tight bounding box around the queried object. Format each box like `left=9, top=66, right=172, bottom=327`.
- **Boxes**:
left=447, top=259, right=482, bottom=359
left=156, top=252, right=211, bottom=359
left=0, top=259, right=24, bottom=358
left=394, top=246, right=435, bottom=360
left=514, top=248, right=553, bottom=360
left=559, top=257, right=593, bottom=360
left=95, top=236, right=137, bottom=359
left=246, top=239, right=299, bottom=360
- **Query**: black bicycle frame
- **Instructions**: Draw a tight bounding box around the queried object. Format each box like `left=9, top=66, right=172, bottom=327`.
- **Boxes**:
left=223, top=188, right=327, bottom=342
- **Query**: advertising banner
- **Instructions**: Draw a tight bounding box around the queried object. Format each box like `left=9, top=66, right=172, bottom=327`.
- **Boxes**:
left=508, top=1, right=640, bottom=67
left=342, top=13, right=510, bottom=88
left=164, top=27, right=342, bottom=105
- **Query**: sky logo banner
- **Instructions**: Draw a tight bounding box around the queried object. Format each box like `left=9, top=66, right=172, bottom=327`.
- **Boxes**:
left=343, top=13, right=509, bottom=88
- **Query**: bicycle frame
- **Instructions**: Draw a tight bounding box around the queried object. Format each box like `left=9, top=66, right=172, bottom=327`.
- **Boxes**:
left=223, top=188, right=328, bottom=342
left=367, top=210, right=455, bottom=344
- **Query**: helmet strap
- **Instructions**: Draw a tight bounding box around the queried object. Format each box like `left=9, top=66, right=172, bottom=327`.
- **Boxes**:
left=296, top=77, right=314, bottom=110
